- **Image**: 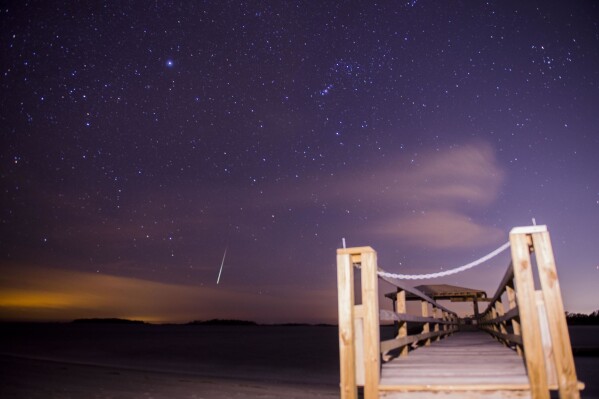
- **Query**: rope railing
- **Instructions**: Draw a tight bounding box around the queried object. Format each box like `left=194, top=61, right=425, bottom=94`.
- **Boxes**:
left=377, top=241, right=511, bottom=280
left=336, top=226, right=583, bottom=399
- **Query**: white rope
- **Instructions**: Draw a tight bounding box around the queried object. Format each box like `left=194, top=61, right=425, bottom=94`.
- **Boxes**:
left=377, top=241, right=511, bottom=280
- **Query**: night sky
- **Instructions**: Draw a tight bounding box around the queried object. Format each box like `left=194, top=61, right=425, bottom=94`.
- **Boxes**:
left=1, top=1, right=598, bottom=323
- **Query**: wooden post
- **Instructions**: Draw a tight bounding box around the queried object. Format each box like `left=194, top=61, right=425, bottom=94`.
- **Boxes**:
left=433, top=306, right=440, bottom=341
left=536, top=291, right=558, bottom=388
left=361, top=249, right=380, bottom=399
left=491, top=306, right=499, bottom=340
left=442, top=310, right=448, bottom=333
left=421, top=301, right=430, bottom=346
left=391, top=290, right=399, bottom=333
left=337, top=251, right=357, bottom=399
left=506, top=283, right=522, bottom=356
left=396, top=289, right=408, bottom=357
left=510, top=227, right=549, bottom=399
left=495, top=300, right=508, bottom=342
left=532, top=231, right=580, bottom=398
left=444, top=315, right=449, bottom=334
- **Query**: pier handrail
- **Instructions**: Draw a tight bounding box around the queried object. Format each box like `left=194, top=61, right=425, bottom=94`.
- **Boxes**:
left=478, top=262, right=523, bottom=350
left=376, top=274, right=459, bottom=360
left=336, top=247, right=460, bottom=399
left=477, top=226, right=581, bottom=398
left=336, top=225, right=582, bottom=399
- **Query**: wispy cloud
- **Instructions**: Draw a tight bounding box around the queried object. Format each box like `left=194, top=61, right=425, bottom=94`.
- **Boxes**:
left=258, top=141, right=506, bottom=248
left=360, top=142, right=506, bottom=248
left=251, top=142, right=503, bottom=208
left=373, top=210, right=504, bottom=249
left=390, top=142, right=504, bottom=207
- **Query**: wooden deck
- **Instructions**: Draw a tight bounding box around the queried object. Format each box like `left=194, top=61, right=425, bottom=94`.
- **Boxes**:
left=337, top=226, right=583, bottom=399
left=379, top=331, right=531, bottom=398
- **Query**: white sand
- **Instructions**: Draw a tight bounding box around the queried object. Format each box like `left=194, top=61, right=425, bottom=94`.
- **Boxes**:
left=0, top=355, right=339, bottom=399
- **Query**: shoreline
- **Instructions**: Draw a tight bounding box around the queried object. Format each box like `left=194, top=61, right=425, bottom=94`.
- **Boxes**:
left=2, top=324, right=597, bottom=398
left=0, top=355, right=338, bottom=399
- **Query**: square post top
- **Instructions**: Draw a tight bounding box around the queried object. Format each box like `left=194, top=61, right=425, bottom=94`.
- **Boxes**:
left=337, top=246, right=375, bottom=264
left=510, top=225, right=548, bottom=235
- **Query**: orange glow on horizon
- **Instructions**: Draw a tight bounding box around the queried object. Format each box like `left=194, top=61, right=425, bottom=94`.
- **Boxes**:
left=0, top=290, right=77, bottom=308
left=0, top=264, right=338, bottom=324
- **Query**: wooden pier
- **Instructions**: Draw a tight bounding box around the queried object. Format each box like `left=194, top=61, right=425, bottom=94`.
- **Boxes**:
left=380, top=331, right=529, bottom=398
left=336, top=226, right=584, bottom=399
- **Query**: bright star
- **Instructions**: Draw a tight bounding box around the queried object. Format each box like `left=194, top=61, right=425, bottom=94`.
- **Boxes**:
left=166, top=59, right=174, bottom=68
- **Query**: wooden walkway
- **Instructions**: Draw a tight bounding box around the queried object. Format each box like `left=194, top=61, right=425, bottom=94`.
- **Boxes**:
left=336, top=226, right=584, bottom=399
left=379, top=331, right=530, bottom=398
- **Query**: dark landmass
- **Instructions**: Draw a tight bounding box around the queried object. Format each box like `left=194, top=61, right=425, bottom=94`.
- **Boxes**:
left=263, top=322, right=336, bottom=327
left=566, top=310, right=599, bottom=326
left=72, top=318, right=146, bottom=325
left=187, top=319, right=258, bottom=326
left=571, top=347, right=599, bottom=356
left=186, top=319, right=335, bottom=327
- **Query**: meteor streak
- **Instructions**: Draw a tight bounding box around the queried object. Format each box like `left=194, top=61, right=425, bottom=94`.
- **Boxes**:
left=216, top=248, right=227, bottom=284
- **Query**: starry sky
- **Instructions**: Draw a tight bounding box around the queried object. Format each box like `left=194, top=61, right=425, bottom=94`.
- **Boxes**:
left=1, top=1, right=598, bottom=323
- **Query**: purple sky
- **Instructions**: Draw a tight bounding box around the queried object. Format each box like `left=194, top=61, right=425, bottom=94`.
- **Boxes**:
left=1, top=1, right=598, bottom=323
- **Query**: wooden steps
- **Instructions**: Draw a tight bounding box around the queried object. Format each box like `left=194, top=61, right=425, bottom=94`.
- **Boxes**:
left=379, top=331, right=531, bottom=398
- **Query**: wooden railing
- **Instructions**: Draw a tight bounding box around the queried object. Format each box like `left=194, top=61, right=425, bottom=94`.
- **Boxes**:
left=336, top=246, right=459, bottom=399
left=336, top=225, right=582, bottom=399
left=477, top=225, right=581, bottom=399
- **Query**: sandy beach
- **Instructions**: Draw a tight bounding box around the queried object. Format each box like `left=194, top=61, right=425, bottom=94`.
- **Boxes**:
left=1, top=323, right=597, bottom=398
left=0, top=323, right=341, bottom=399
left=0, top=355, right=338, bottom=399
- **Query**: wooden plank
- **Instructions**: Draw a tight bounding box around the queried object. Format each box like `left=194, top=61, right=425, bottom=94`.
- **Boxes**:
left=381, top=330, right=448, bottom=354
left=379, top=383, right=531, bottom=391
left=382, top=376, right=530, bottom=385
left=380, top=332, right=530, bottom=389
left=509, top=229, right=549, bottom=399
left=361, top=249, right=380, bottom=399
left=353, top=305, right=365, bottom=386
left=535, top=291, right=557, bottom=388
left=532, top=231, right=581, bottom=398
left=379, top=309, right=455, bottom=325
left=378, top=390, right=531, bottom=399
left=354, top=304, right=364, bottom=318
left=337, top=252, right=357, bottom=399
left=383, top=363, right=528, bottom=370
left=354, top=316, right=365, bottom=386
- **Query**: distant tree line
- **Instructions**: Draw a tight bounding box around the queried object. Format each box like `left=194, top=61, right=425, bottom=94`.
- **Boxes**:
left=72, top=318, right=146, bottom=325
left=187, top=319, right=257, bottom=326
left=565, top=310, right=599, bottom=325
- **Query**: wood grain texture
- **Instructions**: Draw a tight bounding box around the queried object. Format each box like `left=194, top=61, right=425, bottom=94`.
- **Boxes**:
left=532, top=231, right=580, bottom=399
left=380, top=331, right=530, bottom=398
left=361, top=250, right=380, bottom=399
left=396, top=290, right=408, bottom=357
left=509, top=231, right=549, bottom=399
left=336, top=252, right=357, bottom=399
